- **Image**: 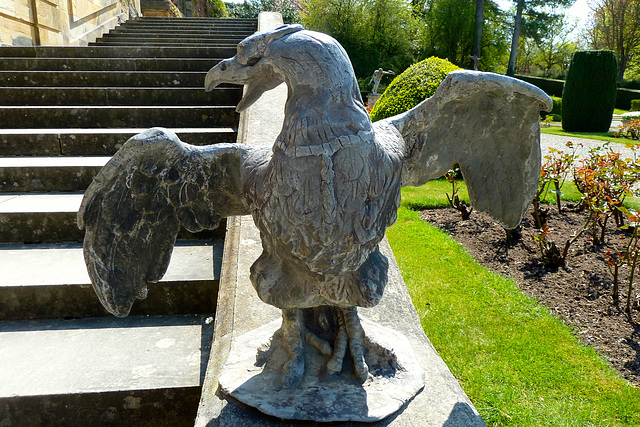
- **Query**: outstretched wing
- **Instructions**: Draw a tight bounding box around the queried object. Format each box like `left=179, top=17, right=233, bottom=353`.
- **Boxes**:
left=77, top=127, right=262, bottom=317
left=382, top=70, right=553, bottom=229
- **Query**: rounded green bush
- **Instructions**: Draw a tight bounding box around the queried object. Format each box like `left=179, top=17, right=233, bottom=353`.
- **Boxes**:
left=370, top=57, right=461, bottom=122
left=562, top=50, right=618, bottom=132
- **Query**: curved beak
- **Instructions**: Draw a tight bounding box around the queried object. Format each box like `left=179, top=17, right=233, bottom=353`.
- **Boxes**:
left=205, top=57, right=251, bottom=92
left=205, top=57, right=282, bottom=113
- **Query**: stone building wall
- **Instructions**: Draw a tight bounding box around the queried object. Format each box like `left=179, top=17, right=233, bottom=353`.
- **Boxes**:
left=0, top=0, right=142, bottom=46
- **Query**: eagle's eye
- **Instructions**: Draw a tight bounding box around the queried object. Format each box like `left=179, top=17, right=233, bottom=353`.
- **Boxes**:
left=246, top=57, right=261, bottom=66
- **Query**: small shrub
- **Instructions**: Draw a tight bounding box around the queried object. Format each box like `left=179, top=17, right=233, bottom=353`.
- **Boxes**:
left=631, top=99, right=640, bottom=111
left=541, top=96, right=562, bottom=120
left=615, top=118, right=640, bottom=140
left=444, top=167, right=473, bottom=220
left=208, top=0, right=228, bottom=17
left=562, top=50, right=618, bottom=132
left=369, top=57, right=460, bottom=122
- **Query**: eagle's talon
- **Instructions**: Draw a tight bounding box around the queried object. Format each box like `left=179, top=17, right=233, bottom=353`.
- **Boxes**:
left=281, top=308, right=306, bottom=387
left=282, top=354, right=305, bottom=388
left=326, top=324, right=347, bottom=376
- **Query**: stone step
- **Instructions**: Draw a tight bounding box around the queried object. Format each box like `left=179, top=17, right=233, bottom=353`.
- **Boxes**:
left=98, top=33, right=247, bottom=42
left=0, top=70, right=211, bottom=87
left=90, top=40, right=239, bottom=48
left=0, top=105, right=239, bottom=128
left=0, top=86, right=241, bottom=106
left=108, top=27, right=253, bottom=36
left=0, top=192, right=225, bottom=243
left=115, top=24, right=255, bottom=32
left=0, top=57, right=221, bottom=71
left=0, top=240, right=222, bottom=320
left=0, top=156, right=108, bottom=192
left=124, top=20, right=255, bottom=29
left=114, top=25, right=254, bottom=33
left=0, top=314, right=213, bottom=424
left=0, top=46, right=237, bottom=58
left=0, top=127, right=237, bottom=156
left=131, top=16, right=256, bottom=23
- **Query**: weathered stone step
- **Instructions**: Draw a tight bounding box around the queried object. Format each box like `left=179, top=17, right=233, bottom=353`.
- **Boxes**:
left=0, top=46, right=237, bottom=58
left=0, top=314, right=213, bottom=424
left=90, top=40, right=239, bottom=48
left=115, top=24, right=255, bottom=32
left=0, top=127, right=237, bottom=156
left=0, top=70, right=210, bottom=87
left=115, top=25, right=254, bottom=33
left=1, top=87, right=241, bottom=106
left=98, top=33, right=247, bottom=42
left=0, top=105, right=239, bottom=128
left=0, top=156, right=108, bottom=192
left=125, top=19, right=256, bottom=28
left=0, top=57, right=221, bottom=72
left=131, top=16, right=256, bottom=23
left=0, top=240, right=222, bottom=320
left=0, top=192, right=225, bottom=242
left=108, top=27, right=253, bottom=36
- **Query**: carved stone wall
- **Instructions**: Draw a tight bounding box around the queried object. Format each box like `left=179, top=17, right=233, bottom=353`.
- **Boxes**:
left=0, top=0, right=141, bottom=46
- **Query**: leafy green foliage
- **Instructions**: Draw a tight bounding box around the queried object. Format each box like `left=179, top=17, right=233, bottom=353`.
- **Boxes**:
left=300, top=0, right=416, bottom=79
left=444, top=167, right=473, bottom=219
left=207, top=0, right=228, bottom=17
left=562, top=50, right=618, bottom=132
left=615, top=119, right=640, bottom=140
left=587, top=0, right=640, bottom=81
left=228, top=0, right=300, bottom=23
left=540, top=95, right=562, bottom=120
left=631, top=99, right=640, bottom=111
left=369, top=57, right=461, bottom=122
left=413, top=0, right=509, bottom=71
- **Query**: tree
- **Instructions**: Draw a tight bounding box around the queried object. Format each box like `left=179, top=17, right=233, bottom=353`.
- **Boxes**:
left=301, top=0, right=416, bottom=78
left=504, top=0, right=575, bottom=76
left=472, top=0, right=485, bottom=69
left=228, top=0, right=301, bottom=23
left=420, top=0, right=477, bottom=66
left=514, top=15, right=582, bottom=77
left=413, top=0, right=509, bottom=71
left=532, top=16, right=580, bottom=77
left=506, top=0, right=524, bottom=76
left=208, top=0, right=228, bottom=17
left=587, top=0, right=640, bottom=81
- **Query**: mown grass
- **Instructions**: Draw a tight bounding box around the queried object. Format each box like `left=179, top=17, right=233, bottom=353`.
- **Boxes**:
left=541, top=126, right=637, bottom=145
left=387, top=181, right=640, bottom=426
left=414, top=177, right=640, bottom=211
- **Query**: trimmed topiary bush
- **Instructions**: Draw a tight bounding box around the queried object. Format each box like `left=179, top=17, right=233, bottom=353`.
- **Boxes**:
left=631, top=99, right=640, bottom=111
left=541, top=96, right=562, bottom=120
left=370, top=57, right=461, bottom=122
left=562, top=50, right=618, bottom=132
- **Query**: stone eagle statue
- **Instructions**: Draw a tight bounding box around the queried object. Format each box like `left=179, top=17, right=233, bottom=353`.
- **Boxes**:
left=78, top=25, right=552, bottom=389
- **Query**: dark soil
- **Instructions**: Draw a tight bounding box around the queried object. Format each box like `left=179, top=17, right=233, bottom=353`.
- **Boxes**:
left=419, top=205, right=640, bottom=387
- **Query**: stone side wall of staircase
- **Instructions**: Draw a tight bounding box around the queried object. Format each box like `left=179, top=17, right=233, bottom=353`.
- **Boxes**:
left=0, top=17, right=256, bottom=426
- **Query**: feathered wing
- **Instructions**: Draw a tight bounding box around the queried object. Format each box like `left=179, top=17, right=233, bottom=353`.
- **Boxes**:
left=77, top=128, right=260, bottom=317
left=382, top=70, right=553, bottom=229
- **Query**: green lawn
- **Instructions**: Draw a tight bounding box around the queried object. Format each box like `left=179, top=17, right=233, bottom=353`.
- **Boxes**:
left=387, top=182, right=640, bottom=426
left=540, top=126, right=627, bottom=144
left=540, top=126, right=640, bottom=147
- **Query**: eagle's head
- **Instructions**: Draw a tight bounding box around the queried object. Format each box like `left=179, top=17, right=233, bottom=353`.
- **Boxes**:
left=205, top=24, right=362, bottom=114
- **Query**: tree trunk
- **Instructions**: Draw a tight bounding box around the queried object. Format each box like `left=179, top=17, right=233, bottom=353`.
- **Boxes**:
left=507, top=0, right=525, bottom=77
left=472, top=0, right=485, bottom=70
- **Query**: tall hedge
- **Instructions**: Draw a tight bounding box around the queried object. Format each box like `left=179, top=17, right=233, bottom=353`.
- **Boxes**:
left=562, top=50, right=617, bottom=132
left=369, top=57, right=460, bottom=122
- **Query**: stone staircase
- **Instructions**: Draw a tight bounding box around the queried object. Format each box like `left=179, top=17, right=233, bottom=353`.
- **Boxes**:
left=0, top=17, right=256, bottom=425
